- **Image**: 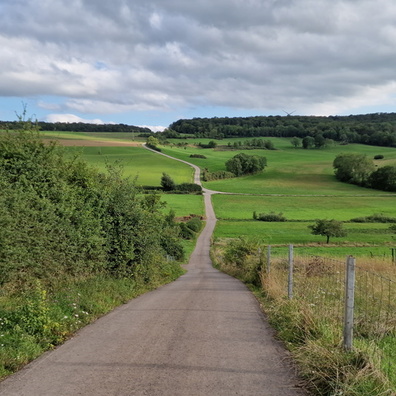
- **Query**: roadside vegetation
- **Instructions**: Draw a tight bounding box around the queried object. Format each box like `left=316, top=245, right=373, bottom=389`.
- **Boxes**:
left=0, top=129, right=192, bottom=380
left=212, top=239, right=396, bottom=395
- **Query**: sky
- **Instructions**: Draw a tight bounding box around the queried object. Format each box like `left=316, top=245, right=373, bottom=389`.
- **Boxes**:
left=1, top=0, right=396, bottom=132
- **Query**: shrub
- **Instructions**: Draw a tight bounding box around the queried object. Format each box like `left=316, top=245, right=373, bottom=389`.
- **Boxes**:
left=0, top=131, right=185, bottom=287
left=174, top=183, right=202, bottom=193
left=179, top=223, right=195, bottom=239
left=202, top=169, right=235, bottom=181
left=186, top=217, right=203, bottom=232
left=350, top=213, right=396, bottom=223
left=189, top=154, right=207, bottom=159
left=374, top=155, right=384, bottom=160
left=256, top=212, right=286, bottom=222
left=160, top=172, right=176, bottom=191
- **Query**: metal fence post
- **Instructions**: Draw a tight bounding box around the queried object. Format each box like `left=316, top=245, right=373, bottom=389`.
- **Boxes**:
left=288, top=244, right=294, bottom=299
left=267, top=245, right=271, bottom=273
left=343, top=255, right=356, bottom=351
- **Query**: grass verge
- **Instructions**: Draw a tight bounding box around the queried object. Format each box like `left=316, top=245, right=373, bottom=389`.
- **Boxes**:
left=0, top=263, right=184, bottom=381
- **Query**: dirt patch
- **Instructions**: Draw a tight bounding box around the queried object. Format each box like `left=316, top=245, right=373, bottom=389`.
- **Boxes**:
left=44, top=139, right=142, bottom=147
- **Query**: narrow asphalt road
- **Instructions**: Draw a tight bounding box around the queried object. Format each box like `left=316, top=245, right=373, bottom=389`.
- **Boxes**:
left=0, top=148, right=306, bottom=396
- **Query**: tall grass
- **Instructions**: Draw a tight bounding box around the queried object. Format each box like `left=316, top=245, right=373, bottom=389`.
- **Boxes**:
left=212, top=242, right=396, bottom=395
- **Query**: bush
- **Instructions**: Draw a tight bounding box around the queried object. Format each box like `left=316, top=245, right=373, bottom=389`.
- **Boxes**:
left=179, top=223, right=195, bottom=239
left=350, top=213, right=396, bottom=223
left=0, top=131, right=185, bottom=287
left=202, top=169, right=235, bottom=181
left=160, top=172, right=176, bottom=191
left=189, top=154, right=207, bottom=159
left=256, top=212, right=286, bottom=222
left=186, top=217, right=203, bottom=232
left=174, top=183, right=202, bottom=193
left=374, top=155, right=384, bottom=159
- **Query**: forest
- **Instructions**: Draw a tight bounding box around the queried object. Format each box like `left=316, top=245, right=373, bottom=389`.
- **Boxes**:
left=0, top=120, right=151, bottom=134
left=166, top=113, right=396, bottom=147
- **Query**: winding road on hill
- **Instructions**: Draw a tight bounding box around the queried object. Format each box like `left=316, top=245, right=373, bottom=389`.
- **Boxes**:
left=0, top=147, right=306, bottom=396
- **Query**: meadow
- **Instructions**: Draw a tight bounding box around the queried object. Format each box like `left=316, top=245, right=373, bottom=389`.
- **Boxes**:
left=162, top=138, right=396, bottom=195
left=64, top=146, right=194, bottom=186
left=43, top=132, right=396, bottom=260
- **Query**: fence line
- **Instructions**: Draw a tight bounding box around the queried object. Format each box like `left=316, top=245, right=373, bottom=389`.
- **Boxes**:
left=261, top=245, right=396, bottom=377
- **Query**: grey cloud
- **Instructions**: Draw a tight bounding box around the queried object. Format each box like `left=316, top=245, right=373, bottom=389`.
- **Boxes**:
left=1, top=0, right=396, bottom=116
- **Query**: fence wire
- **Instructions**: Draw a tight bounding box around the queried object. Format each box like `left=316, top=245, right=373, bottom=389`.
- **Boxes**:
left=261, top=246, right=396, bottom=380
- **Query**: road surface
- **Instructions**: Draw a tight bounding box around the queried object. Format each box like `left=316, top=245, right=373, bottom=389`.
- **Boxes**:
left=0, top=149, right=306, bottom=395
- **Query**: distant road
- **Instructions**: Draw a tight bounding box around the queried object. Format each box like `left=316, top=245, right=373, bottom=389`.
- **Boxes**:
left=0, top=148, right=306, bottom=396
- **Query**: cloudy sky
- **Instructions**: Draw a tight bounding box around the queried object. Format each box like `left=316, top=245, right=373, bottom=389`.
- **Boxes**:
left=1, top=0, right=396, bottom=131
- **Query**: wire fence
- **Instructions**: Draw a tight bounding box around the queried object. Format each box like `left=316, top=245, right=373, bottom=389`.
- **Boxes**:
left=261, top=245, right=396, bottom=378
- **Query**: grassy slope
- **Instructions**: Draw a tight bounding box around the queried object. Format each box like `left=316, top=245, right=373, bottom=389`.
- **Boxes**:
left=162, top=138, right=396, bottom=194
left=65, top=146, right=195, bottom=186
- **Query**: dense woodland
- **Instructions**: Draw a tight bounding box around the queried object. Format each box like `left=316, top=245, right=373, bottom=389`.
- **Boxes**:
left=167, top=113, right=396, bottom=147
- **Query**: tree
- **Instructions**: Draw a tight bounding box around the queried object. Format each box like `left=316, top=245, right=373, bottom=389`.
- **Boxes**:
left=369, top=166, right=396, bottom=192
left=225, top=153, right=266, bottom=176
left=333, top=153, right=375, bottom=186
left=309, top=219, right=347, bottom=244
left=146, top=136, right=159, bottom=148
left=291, top=137, right=301, bottom=148
left=314, top=134, right=326, bottom=148
left=302, top=136, right=315, bottom=149
left=160, top=173, right=176, bottom=191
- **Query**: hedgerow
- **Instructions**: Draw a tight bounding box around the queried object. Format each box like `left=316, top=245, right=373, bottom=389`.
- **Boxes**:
left=0, top=130, right=184, bottom=288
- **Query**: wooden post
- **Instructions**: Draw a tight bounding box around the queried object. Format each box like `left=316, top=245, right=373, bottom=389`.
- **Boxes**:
left=288, top=244, right=294, bottom=299
left=343, top=256, right=356, bottom=351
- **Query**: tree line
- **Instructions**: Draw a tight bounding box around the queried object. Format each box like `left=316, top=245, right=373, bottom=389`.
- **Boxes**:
left=0, top=120, right=151, bottom=134
left=166, top=113, right=396, bottom=148
left=333, top=153, right=396, bottom=191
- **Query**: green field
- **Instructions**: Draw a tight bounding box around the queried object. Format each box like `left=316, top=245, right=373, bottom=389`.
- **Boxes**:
left=213, top=220, right=395, bottom=258
left=41, top=133, right=396, bottom=257
left=41, top=130, right=145, bottom=142
left=161, top=139, right=396, bottom=194
left=212, top=194, right=396, bottom=221
left=159, top=194, right=204, bottom=217
left=65, top=146, right=194, bottom=186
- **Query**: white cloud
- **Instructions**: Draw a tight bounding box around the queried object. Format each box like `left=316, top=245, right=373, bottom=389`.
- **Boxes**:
left=140, top=125, right=167, bottom=132
left=45, top=113, right=107, bottom=124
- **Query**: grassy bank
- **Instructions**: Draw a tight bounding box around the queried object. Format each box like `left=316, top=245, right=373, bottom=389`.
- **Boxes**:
left=0, top=266, right=184, bottom=380
left=212, top=241, right=396, bottom=395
